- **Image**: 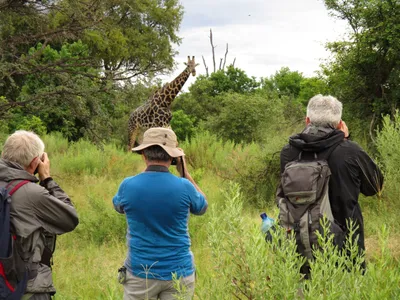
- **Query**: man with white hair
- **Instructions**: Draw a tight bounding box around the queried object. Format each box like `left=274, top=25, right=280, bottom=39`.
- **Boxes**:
left=278, top=94, right=383, bottom=271
left=0, top=130, right=79, bottom=299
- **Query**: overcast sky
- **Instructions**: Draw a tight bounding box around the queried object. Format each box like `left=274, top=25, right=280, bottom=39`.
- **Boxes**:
left=160, top=0, right=349, bottom=90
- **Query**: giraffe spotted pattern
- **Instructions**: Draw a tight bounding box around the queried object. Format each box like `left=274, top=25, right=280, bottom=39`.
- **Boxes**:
left=127, top=56, right=197, bottom=151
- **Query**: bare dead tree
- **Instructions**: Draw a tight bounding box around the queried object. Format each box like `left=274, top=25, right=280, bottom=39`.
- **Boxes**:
left=202, top=55, right=209, bottom=77
left=222, top=43, right=228, bottom=70
left=209, top=28, right=216, bottom=73
left=232, top=57, right=236, bottom=67
left=204, top=29, right=235, bottom=75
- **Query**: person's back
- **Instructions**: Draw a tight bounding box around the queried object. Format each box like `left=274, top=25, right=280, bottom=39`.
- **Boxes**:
left=0, top=130, right=79, bottom=299
left=113, top=127, right=207, bottom=300
left=119, top=170, right=205, bottom=279
left=278, top=95, right=383, bottom=269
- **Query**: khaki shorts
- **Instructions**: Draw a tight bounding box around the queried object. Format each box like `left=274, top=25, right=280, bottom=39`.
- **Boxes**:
left=123, top=271, right=195, bottom=300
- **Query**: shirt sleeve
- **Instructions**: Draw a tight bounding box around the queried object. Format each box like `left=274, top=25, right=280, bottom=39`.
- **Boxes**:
left=31, top=180, right=79, bottom=234
left=183, top=179, right=208, bottom=215
left=113, top=179, right=127, bottom=214
left=356, top=149, right=384, bottom=196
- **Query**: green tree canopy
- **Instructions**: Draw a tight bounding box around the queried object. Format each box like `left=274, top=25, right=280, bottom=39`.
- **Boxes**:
left=0, top=0, right=183, bottom=140
left=323, top=0, right=400, bottom=123
left=172, top=66, right=260, bottom=124
left=266, top=67, right=304, bottom=98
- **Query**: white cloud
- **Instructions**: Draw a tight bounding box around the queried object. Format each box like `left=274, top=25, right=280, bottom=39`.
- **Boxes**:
left=159, top=0, right=349, bottom=90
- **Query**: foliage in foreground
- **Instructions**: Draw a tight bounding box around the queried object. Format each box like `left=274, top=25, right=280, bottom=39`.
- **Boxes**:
left=0, top=124, right=399, bottom=299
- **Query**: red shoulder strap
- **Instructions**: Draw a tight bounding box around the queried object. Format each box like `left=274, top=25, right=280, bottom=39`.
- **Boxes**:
left=7, top=180, right=30, bottom=196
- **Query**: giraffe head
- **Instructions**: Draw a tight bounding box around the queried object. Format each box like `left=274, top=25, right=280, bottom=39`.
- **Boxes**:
left=184, top=56, right=198, bottom=77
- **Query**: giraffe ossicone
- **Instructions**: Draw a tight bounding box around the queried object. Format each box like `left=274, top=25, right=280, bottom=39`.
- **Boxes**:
left=127, top=56, right=197, bottom=151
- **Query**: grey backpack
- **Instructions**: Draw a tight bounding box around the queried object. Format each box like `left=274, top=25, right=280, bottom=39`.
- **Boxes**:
left=277, top=151, right=345, bottom=260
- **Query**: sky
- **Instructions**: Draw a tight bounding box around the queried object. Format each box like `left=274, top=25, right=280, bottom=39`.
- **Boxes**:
left=160, top=0, right=349, bottom=90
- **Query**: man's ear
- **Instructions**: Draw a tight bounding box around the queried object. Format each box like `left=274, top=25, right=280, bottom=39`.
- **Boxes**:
left=305, top=117, right=311, bottom=125
left=26, top=156, right=39, bottom=174
left=337, top=119, right=343, bottom=129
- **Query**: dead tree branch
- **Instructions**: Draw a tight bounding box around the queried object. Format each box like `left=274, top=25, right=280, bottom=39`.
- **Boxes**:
left=209, top=28, right=216, bottom=73
left=202, top=55, right=209, bottom=77
left=222, top=43, right=228, bottom=70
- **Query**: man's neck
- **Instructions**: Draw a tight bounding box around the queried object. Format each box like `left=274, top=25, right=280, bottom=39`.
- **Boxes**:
left=145, top=160, right=171, bottom=168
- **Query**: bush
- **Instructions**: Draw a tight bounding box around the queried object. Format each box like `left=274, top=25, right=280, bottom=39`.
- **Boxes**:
left=42, top=132, right=69, bottom=156
left=376, top=112, right=400, bottom=203
left=15, top=115, right=47, bottom=136
left=204, top=92, right=285, bottom=144
left=74, top=182, right=127, bottom=245
left=53, top=139, right=141, bottom=177
left=201, top=183, right=400, bottom=299
left=171, top=110, right=196, bottom=141
left=181, top=130, right=286, bottom=207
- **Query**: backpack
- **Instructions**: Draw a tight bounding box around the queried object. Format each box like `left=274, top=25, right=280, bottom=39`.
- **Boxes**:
left=277, top=149, right=345, bottom=260
left=0, top=180, right=30, bottom=300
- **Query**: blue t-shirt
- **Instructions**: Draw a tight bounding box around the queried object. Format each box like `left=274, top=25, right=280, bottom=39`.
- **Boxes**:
left=113, top=167, right=207, bottom=280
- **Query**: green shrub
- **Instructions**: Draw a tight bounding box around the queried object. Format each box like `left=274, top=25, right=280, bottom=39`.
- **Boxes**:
left=202, top=183, right=400, bottom=299
left=42, top=132, right=69, bottom=156
left=181, top=131, right=286, bottom=207
left=171, top=109, right=196, bottom=141
left=376, top=113, right=400, bottom=196
left=15, top=115, right=47, bottom=136
left=54, top=139, right=141, bottom=177
left=75, top=185, right=127, bottom=245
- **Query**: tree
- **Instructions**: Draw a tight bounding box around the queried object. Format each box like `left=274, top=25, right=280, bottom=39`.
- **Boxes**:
left=260, top=67, right=328, bottom=111
left=172, top=66, right=260, bottom=125
left=273, top=67, right=304, bottom=97
left=170, top=110, right=195, bottom=141
left=201, top=28, right=235, bottom=76
left=323, top=0, right=400, bottom=128
left=0, top=0, right=183, bottom=140
left=298, top=77, right=329, bottom=106
left=205, top=93, right=283, bottom=144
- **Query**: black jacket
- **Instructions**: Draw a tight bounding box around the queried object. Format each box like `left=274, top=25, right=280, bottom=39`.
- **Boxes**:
left=278, top=125, right=384, bottom=250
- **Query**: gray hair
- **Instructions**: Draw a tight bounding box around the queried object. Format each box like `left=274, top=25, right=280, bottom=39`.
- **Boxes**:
left=306, top=94, right=343, bottom=128
left=2, top=130, right=45, bottom=168
left=143, top=145, right=171, bottom=162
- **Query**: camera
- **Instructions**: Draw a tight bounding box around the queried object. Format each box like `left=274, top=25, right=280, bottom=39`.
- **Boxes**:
left=34, top=154, right=45, bottom=174
left=171, top=156, right=183, bottom=165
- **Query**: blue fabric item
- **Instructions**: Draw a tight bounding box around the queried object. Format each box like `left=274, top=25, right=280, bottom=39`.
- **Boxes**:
left=113, top=168, right=207, bottom=280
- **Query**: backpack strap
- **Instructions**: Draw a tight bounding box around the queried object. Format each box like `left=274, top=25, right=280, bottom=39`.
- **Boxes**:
left=299, top=152, right=318, bottom=161
left=7, top=180, right=30, bottom=196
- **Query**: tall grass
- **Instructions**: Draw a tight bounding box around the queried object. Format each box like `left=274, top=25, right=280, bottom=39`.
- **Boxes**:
left=0, top=125, right=399, bottom=299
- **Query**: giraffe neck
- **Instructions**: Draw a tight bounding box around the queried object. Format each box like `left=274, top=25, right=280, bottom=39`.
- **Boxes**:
left=157, top=67, right=191, bottom=106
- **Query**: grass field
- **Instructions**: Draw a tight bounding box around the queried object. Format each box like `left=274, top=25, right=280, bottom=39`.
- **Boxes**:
left=1, top=129, right=398, bottom=299
left=27, top=129, right=398, bottom=300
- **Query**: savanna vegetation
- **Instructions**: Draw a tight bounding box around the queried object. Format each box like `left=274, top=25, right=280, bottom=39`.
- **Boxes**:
left=1, top=0, right=400, bottom=299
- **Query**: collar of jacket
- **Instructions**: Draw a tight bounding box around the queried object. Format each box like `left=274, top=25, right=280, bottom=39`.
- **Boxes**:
left=0, top=158, right=38, bottom=183
left=145, top=165, right=170, bottom=173
left=289, top=125, right=345, bottom=152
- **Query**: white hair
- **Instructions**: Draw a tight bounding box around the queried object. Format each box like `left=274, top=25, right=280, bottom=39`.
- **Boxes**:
left=2, top=130, right=45, bottom=168
left=306, top=94, right=343, bottom=128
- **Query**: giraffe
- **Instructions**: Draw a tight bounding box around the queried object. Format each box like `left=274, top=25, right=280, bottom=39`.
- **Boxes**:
left=127, top=56, right=197, bottom=151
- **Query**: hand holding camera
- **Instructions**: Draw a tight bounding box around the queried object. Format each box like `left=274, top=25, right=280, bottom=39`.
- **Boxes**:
left=174, top=148, right=186, bottom=178
left=36, top=152, right=51, bottom=181
left=338, top=120, right=349, bottom=138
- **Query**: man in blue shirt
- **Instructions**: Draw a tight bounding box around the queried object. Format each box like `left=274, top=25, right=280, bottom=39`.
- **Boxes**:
left=113, top=127, right=208, bottom=300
